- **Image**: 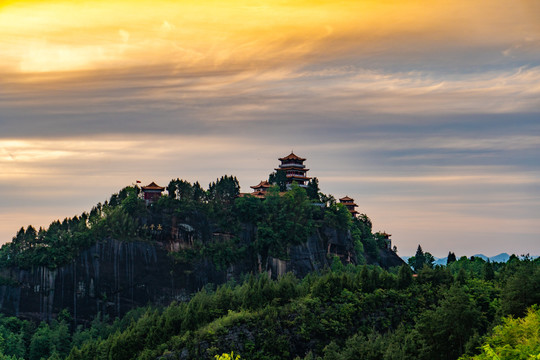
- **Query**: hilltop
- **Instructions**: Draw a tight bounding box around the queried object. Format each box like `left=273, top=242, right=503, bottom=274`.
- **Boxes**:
left=0, top=155, right=537, bottom=360
left=0, top=168, right=403, bottom=322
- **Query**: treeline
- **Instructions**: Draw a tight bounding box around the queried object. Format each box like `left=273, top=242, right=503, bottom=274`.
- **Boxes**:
left=0, top=255, right=535, bottom=360
left=67, top=256, right=540, bottom=360
left=0, top=175, right=386, bottom=273
left=0, top=186, right=146, bottom=270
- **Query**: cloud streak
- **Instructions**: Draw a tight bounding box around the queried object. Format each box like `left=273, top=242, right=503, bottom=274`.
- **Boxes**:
left=0, top=0, right=538, bottom=257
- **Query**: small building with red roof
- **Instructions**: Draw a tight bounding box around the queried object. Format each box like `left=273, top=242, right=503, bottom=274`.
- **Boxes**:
left=339, top=196, right=359, bottom=217
left=141, top=182, right=165, bottom=204
left=250, top=180, right=272, bottom=193
left=376, top=231, right=392, bottom=250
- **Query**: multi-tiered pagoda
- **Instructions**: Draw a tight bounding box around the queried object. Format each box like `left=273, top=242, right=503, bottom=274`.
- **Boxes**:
left=339, top=196, right=358, bottom=217
left=275, top=152, right=311, bottom=187
left=240, top=152, right=311, bottom=198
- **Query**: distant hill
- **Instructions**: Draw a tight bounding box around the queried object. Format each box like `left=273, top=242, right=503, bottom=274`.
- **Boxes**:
left=401, top=252, right=538, bottom=265
left=489, top=253, right=511, bottom=263
left=471, top=254, right=490, bottom=261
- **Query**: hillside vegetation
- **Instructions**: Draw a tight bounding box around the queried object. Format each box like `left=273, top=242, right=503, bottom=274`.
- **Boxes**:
left=0, top=256, right=537, bottom=359
left=0, top=177, right=537, bottom=360
left=0, top=176, right=385, bottom=272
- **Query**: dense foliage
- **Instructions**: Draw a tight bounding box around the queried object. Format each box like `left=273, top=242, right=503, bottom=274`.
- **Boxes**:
left=0, top=186, right=147, bottom=270
left=459, top=305, right=540, bottom=360
left=0, top=256, right=533, bottom=360
left=0, top=177, right=537, bottom=360
left=0, top=176, right=383, bottom=273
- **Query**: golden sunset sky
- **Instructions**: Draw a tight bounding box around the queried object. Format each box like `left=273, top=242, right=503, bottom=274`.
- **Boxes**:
left=1, top=0, right=539, bottom=256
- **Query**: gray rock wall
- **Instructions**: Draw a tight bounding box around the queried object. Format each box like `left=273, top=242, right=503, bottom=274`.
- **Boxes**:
left=0, top=224, right=401, bottom=322
left=0, top=238, right=221, bottom=323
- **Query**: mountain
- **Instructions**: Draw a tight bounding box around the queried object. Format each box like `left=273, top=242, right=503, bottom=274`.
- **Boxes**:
left=490, top=253, right=511, bottom=263
left=401, top=252, right=526, bottom=265
left=0, top=180, right=404, bottom=322
left=434, top=257, right=447, bottom=265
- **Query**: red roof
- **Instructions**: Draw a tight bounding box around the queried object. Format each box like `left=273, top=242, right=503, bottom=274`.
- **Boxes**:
left=285, top=175, right=311, bottom=181
left=339, top=196, right=354, bottom=201
left=238, top=190, right=287, bottom=199
left=239, top=190, right=270, bottom=199
left=275, top=166, right=309, bottom=172
left=142, top=181, right=165, bottom=191
left=279, top=152, right=306, bottom=162
left=250, top=180, right=272, bottom=189
left=251, top=190, right=267, bottom=199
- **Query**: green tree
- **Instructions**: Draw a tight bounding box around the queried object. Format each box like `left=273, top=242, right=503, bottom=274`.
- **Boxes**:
left=29, top=323, right=52, bottom=360
left=256, top=185, right=314, bottom=270
left=459, top=306, right=540, bottom=360
left=207, top=176, right=240, bottom=205
left=447, top=252, right=457, bottom=265
left=408, top=245, right=425, bottom=272
left=408, top=245, right=435, bottom=272
left=120, top=187, right=147, bottom=218
left=397, top=264, right=413, bottom=289
left=501, top=262, right=540, bottom=317
left=416, top=286, right=483, bottom=360
left=234, top=195, right=264, bottom=224
left=456, top=267, right=467, bottom=285
left=268, top=170, right=288, bottom=192
left=306, top=177, right=320, bottom=201
left=483, top=261, right=495, bottom=281
left=215, top=351, right=240, bottom=360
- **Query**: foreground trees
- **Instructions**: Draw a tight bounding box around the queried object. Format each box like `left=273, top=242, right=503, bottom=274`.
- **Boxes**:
left=0, top=177, right=537, bottom=360
left=0, top=256, right=536, bottom=360
left=459, top=306, right=540, bottom=360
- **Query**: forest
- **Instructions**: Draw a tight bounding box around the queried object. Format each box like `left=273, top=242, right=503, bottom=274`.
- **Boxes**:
left=0, top=175, right=369, bottom=272
left=0, top=255, right=537, bottom=360
left=0, top=175, right=537, bottom=360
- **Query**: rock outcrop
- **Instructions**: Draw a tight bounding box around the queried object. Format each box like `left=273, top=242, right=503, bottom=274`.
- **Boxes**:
left=0, top=224, right=402, bottom=323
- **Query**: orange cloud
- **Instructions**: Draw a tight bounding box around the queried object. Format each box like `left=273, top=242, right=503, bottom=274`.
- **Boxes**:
left=2, top=0, right=538, bottom=74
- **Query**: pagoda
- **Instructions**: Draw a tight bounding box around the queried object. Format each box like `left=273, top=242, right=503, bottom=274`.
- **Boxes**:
left=141, top=181, right=165, bottom=204
left=339, top=196, right=358, bottom=217
left=249, top=180, right=273, bottom=199
left=275, top=152, right=311, bottom=187
left=377, top=232, right=392, bottom=250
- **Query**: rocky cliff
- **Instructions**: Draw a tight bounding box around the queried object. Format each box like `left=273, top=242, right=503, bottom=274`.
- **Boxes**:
left=0, top=223, right=405, bottom=323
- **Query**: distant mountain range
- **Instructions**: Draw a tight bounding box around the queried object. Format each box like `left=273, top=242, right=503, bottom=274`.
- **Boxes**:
left=401, top=253, right=539, bottom=265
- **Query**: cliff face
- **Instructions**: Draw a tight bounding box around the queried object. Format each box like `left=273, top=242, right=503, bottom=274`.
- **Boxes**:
left=0, top=239, right=192, bottom=322
left=0, top=225, right=401, bottom=323
left=267, top=227, right=356, bottom=278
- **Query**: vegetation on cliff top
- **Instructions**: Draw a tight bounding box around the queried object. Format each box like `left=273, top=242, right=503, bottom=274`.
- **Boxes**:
left=0, top=176, right=384, bottom=271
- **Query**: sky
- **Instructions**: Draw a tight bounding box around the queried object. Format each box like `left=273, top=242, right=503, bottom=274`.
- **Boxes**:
left=0, top=0, right=539, bottom=257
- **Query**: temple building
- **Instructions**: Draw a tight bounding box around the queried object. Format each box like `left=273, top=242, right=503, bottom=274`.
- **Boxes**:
left=239, top=152, right=312, bottom=199
left=275, top=152, right=311, bottom=187
left=377, top=232, right=392, bottom=250
left=339, top=196, right=358, bottom=217
left=141, top=182, right=165, bottom=204
left=249, top=180, right=273, bottom=199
